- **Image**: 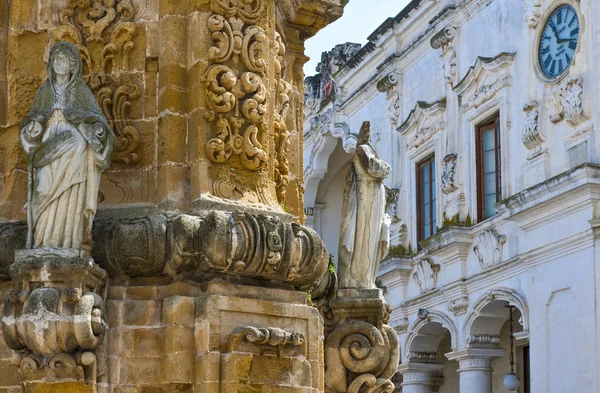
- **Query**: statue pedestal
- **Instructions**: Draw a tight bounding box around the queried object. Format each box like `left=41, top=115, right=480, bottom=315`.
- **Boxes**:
left=2, top=248, right=108, bottom=392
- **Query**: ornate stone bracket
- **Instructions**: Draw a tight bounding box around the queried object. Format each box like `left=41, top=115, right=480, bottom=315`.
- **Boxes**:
left=524, top=0, right=542, bottom=29
left=2, top=248, right=108, bottom=386
left=547, top=77, right=590, bottom=128
left=522, top=100, right=546, bottom=160
left=430, top=27, right=457, bottom=85
left=377, top=73, right=401, bottom=127
left=322, top=288, right=400, bottom=393
left=448, top=296, right=469, bottom=316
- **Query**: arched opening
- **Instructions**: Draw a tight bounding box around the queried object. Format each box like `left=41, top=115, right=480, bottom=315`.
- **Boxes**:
left=400, top=314, right=459, bottom=392
left=465, top=298, right=530, bottom=393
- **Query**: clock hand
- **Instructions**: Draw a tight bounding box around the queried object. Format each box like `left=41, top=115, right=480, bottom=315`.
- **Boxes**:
left=557, top=37, right=577, bottom=44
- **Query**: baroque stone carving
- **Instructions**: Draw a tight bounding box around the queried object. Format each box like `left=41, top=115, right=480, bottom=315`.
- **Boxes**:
left=324, top=292, right=399, bottom=393
left=407, top=121, right=444, bottom=150
left=392, top=318, right=409, bottom=334
left=547, top=78, right=589, bottom=127
left=521, top=100, right=545, bottom=159
left=407, top=351, right=438, bottom=362
left=430, top=27, right=457, bottom=85
left=339, top=122, right=391, bottom=289
left=473, top=229, right=506, bottom=269
left=524, top=0, right=542, bottom=28
left=441, top=154, right=458, bottom=194
left=412, top=258, right=440, bottom=293
left=2, top=248, right=108, bottom=384
left=461, top=75, right=511, bottom=113
left=20, top=42, right=114, bottom=250
left=227, top=326, right=305, bottom=354
left=377, top=73, right=400, bottom=127
left=274, top=32, right=293, bottom=204
left=54, top=0, right=140, bottom=165
left=448, top=296, right=469, bottom=315
left=204, top=1, right=269, bottom=170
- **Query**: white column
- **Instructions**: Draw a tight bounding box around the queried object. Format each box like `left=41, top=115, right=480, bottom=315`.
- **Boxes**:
left=446, top=348, right=504, bottom=393
left=397, top=363, right=444, bottom=393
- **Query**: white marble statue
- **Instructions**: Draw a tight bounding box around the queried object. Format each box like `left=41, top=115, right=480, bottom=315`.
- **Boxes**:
left=20, top=42, right=114, bottom=250
left=338, top=121, right=391, bottom=289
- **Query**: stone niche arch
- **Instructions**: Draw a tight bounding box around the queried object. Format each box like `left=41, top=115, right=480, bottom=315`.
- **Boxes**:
left=304, top=108, right=356, bottom=209
left=404, top=310, right=459, bottom=362
left=463, top=287, right=529, bottom=346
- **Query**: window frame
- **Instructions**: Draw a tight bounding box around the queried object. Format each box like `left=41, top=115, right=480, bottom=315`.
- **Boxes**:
left=417, top=154, right=437, bottom=243
left=476, top=114, right=502, bottom=221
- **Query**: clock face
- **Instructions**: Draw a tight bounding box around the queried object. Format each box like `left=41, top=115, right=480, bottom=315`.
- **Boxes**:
left=539, top=5, right=580, bottom=79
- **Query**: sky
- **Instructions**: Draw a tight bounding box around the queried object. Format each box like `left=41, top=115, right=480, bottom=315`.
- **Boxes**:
left=303, top=0, right=412, bottom=76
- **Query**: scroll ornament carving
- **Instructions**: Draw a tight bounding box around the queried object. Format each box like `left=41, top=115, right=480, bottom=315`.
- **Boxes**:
left=377, top=73, right=400, bottom=127
left=547, top=77, right=589, bottom=127
left=54, top=0, right=140, bottom=165
left=227, top=326, right=305, bottom=354
left=392, top=318, right=409, bottom=334
left=325, top=321, right=399, bottom=393
left=473, top=229, right=506, bottom=269
left=407, top=121, right=444, bottom=150
left=461, top=76, right=511, bottom=113
left=204, top=5, right=268, bottom=170
left=274, top=32, right=293, bottom=204
left=521, top=100, right=545, bottom=159
left=448, top=296, right=469, bottom=315
left=441, top=154, right=458, bottom=194
left=412, top=258, right=440, bottom=293
left=2, top=249, right=108, bottom=384
left=431, top=27, right=457, bottom=85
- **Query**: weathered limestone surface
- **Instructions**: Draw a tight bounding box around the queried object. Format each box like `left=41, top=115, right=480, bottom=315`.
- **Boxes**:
left=0, top=0, right=358, bottom=392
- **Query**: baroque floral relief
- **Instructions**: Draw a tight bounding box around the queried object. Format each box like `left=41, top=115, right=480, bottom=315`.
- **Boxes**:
left=473, top=229, right=506, bottom=269
left=521, top=100, right=545, bottom=159
left=204, top=0, right=269, bottom=171
left=53, top=0, right=141, bottom=165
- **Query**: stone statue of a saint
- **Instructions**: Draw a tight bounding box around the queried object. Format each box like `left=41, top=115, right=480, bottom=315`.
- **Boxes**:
left=338, top=121, right=391, bottom=289
left=20, top=42, right=114, bottom=250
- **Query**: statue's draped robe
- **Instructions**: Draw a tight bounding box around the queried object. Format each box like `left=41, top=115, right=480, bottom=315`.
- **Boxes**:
left=338, top=144, right=390, bottom=289
left=20, top=43, right=113, bottom=249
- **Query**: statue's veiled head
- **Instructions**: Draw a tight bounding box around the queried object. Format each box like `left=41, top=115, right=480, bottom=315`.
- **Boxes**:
left=48, top=42, right=83, bottom=87
left=357, top=121, right=371, bottom=146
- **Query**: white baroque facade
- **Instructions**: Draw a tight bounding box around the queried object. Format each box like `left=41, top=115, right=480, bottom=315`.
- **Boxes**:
left=303, top=0, right=600, bottom=392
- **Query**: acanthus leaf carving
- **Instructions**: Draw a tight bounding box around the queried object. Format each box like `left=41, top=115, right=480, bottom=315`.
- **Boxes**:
left=521, top=100, right=545, bottom=160
left=547, top=77, right=589, bottom=127
left=274, top=32, right=293, bottom=205
left=473, top=229, right=506, bottom=269
left=412, top=258, right=440, bottom=293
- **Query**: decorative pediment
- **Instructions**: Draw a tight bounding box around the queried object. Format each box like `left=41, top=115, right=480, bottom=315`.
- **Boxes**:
left=473, top=229, right=506, bottom=269
left=398, top=99, right=446, bottom=152
left=454, top=53, right=516, bottom=113
left=412, top=258, right=440, bottom=293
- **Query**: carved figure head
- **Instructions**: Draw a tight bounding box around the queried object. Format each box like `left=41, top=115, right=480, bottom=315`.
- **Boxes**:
left=48, top=42, right=82, bottom=87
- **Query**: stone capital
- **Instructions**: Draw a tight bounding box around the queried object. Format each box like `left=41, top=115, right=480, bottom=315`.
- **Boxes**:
left=397, top=363, right=444, bottom=388
left=445, top=348, right=504, bottom=372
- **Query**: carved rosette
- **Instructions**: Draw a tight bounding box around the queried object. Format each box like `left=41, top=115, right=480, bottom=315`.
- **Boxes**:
left=473, top=229, right=506, bottom=269
left=2, top=249, right=107, bottom=384
left=204, top=0, right=268, bottom=170
left=53, top=0, right=141, bottom=165
left=521, top=100, right=545, bottom=159
left=441, top=154, right=458, bottom=194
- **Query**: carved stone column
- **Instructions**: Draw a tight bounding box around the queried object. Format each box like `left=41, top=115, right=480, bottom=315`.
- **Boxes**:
left=397, top=363, right=444, bottom=393
left=446, top=348, right=504, bottom=393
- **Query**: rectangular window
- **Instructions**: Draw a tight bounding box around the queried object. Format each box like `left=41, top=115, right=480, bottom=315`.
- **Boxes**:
left=476, top=115, right=501, bottom=221
left=417, top=155, right=437, bottom=242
